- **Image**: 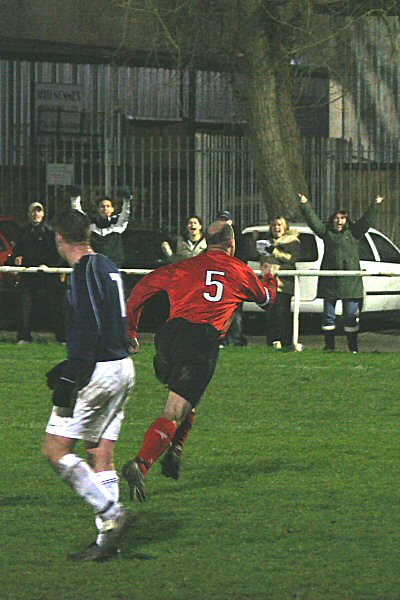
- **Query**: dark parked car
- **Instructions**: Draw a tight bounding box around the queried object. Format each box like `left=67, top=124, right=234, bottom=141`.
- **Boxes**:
left=0, top=217, right=21, bottom=326
left=0, top=216, right=20, bottom=266
left=121, top=228, right=172, bottom=272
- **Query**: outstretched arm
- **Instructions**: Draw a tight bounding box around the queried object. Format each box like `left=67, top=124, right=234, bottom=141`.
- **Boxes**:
left=351, top=194, right=384, bottom=238
left=298, top=193, right=327, bottom=238
left=114, top=189, right=133, bottom=233
left=70, top=186, right=85, bottom=214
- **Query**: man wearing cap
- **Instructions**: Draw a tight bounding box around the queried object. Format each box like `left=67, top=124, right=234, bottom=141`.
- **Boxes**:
left=217, top=210, right=253, bottom=347
left=13, top=202, right=63, bottom=343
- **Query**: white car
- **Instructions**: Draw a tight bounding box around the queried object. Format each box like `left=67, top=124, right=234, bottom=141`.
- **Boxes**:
left=242, top=223, right=400, bottom=315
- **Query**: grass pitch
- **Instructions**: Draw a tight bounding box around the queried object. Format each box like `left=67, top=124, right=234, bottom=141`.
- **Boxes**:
left=0, top=341, right=399, bottom=600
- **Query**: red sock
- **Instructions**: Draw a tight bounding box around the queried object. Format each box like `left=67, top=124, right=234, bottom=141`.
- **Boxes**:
left=137, top=417, right=177, bottom=475
left=172, top=409, right=196, bottom=455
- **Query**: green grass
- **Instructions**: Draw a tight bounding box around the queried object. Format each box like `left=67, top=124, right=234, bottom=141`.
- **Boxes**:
left=0, top=342, right=399, bottom=600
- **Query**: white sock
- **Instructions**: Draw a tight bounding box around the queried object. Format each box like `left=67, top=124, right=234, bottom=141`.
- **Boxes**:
left=95, top=470, right=119, bottom=546
left=96, top=470, right=120, bottom=502
left=56, top=453, right=114, bottom=514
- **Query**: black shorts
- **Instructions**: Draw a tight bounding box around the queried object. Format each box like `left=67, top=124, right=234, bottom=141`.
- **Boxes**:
left=153, top=318, right=220, bottom=407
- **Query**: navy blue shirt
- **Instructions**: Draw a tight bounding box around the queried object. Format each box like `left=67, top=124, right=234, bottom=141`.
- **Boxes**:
left=64, top=253, right=129, bottom=382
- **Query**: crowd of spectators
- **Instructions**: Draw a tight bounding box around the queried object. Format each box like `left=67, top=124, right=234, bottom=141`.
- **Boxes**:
left=2, top=192, right=384, bottom=353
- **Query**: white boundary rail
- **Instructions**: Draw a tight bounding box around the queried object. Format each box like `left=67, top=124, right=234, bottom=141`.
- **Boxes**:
left=2, top=267, right=400, bottom=347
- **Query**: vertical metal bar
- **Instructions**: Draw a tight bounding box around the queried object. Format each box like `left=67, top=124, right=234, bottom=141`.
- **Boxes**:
left=176, top=135, right=181, bottom=234
left=168, top=136, right=172, bottom=230
left=121, top=128, right=126, bottom=191
left=104, top=137, right=111, bottom=196
left=149, top=136, right=154, bottom=228
left=186, top=134, right=190, bottom=219
left=194, top=133, right=203, bottom=221
left=133, top=136, right=138, bottom=220
left=292, top=274, right=301, bottom=347
left=240, top=137, right=247, bottom=221
left=140, top=136, right=145, bottom=224
left=159, top=136, right=163, bottom=229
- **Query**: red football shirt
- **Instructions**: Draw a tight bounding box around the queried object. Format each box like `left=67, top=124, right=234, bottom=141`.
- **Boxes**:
left=127, top=249, right=277, bottom=337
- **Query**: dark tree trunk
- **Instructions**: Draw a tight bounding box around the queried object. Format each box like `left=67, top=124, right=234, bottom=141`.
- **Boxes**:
left=233, top=0, right=308, bottom=221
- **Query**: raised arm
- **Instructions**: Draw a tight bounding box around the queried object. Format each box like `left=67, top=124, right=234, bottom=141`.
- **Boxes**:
left=298, top=193, right=327, bottom=238
left=114, top=188, right=133, bottom=232
left=351, top=194, right=384, bottom=238
left=70, top=186, right=85, bottom=214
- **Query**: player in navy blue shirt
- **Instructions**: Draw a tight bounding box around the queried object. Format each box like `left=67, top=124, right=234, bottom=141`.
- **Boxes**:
left=43, top=209, right=135, bottom=562
left=63, top=252, right=130, bottom=384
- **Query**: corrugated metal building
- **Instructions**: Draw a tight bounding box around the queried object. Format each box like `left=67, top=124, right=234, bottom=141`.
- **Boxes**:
left=1, top=17, right=399, bottom=239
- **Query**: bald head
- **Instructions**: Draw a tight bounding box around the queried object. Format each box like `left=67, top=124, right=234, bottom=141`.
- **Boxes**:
left=206, top=221, right=235, bottom=254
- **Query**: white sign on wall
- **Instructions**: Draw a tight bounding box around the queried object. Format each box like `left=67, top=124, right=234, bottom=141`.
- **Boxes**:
left=46, top=163, right=74, bottom=186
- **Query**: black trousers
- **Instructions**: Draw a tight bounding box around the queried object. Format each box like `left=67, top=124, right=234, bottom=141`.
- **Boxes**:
left=265, top=292, right=292, bottom=347
left=17, top=275, right=65, bottom=342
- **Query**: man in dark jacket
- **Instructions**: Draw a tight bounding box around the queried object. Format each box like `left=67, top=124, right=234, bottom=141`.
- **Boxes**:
left=13, top=202, right=63, bottom=343
left=71, top=188, right=132, bottom=267
left=299, top=193, right=384, bottom=352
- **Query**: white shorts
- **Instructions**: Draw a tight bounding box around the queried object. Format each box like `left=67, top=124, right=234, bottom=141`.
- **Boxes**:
left=46, top=357, right=135, bottom=444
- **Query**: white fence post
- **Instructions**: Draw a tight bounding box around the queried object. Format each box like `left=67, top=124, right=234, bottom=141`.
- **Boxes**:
left=292, top=274, right=301, bottom=348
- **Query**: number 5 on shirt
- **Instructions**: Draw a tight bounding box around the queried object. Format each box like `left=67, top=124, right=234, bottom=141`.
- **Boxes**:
left=203, top=270, right=226, bottom=302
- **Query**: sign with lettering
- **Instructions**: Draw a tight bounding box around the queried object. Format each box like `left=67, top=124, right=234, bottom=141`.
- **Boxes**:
left=36, top=83, right=83, bottom=109
left=36, top=83, right=83, bottom=134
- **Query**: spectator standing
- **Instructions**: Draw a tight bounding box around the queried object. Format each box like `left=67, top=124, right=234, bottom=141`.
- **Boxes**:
left=299, top=193, right=384, bottom=352
left=122, top=220, right=277, bottom=501
left=217, top=210, right=252, bottom=347
left=257, top=216, right=302, bottom=350
left=71, top=188, right=133, bottom=267
left=13, top=202, right=64, bottom=344
left=43, top=209, right=135, bottom=562
left=161, top=215, right=207, bottom=262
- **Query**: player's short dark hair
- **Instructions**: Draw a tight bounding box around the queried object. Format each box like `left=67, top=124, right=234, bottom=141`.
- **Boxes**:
left=53, top=209, right=91, bottom=244
left=206, top=221, right=234, bottom=248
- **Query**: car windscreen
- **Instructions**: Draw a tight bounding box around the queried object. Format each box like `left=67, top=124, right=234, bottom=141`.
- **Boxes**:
left=298, top=233, right=318, bottom=261
left=369, top=232, right=400, bottom=263
left=359, top=236, right=375, bottom=261
left=243, top=231, right=319, bottom=262
left=122, top=230, right=169, bottom=266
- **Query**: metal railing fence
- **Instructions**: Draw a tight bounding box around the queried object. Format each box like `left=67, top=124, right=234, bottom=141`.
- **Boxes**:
left=1, top=133, right=400, bottom=245
left=2, top=266, right=399, bottom=347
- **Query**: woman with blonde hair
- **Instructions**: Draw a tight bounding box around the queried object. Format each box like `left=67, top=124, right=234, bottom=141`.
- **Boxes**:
left=257, top=215, right=301, bottom=350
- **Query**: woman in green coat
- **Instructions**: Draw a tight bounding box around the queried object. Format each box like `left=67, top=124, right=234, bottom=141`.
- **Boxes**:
left=299, top=193, right=384, bottom=352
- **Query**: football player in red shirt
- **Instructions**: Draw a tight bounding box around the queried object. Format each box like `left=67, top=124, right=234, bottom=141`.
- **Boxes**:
left=122, top=220, right=277, bottom=502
